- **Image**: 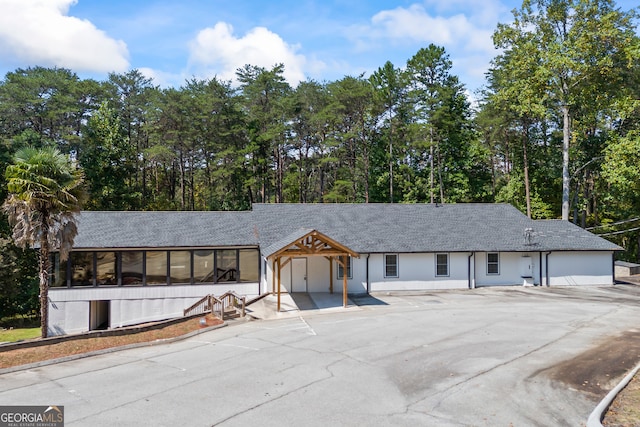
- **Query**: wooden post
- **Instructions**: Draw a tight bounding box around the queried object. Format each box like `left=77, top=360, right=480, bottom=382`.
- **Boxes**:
left=329, top=256, right=334, bottom=294
left=342, top=255, right=348, bottom=308
left=271, top=259, right=276, bottom=295
left=277, top=257, right=281, bottom=312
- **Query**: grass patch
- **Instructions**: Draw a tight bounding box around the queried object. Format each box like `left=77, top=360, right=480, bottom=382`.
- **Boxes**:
left=0, top=328, right=41, bottom=343
left=0, top=314, right=39, bottom=329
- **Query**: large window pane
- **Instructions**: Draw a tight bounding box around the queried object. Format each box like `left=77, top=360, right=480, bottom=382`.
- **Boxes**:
left=50, top=253, right=66, bottom=288
left=216, top=249, right=237, bottom=282
left=71, top=252, right=94, bottom=286
left=96, top=252, right=117, bottom=286
left=146, top=251, right=167, bottom=285
left=239, top=249, right=259, bottom=283
left=170, top=251, right=191, bottom=284
left=121, top=252, right=143, bottom=286
left=194, top=250, right=214, bottom=283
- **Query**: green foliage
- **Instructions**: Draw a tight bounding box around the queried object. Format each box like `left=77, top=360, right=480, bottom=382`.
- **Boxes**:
left=0, top=237, right=38, bottom=320
left=602, top=132, right=640, bottom=197
left=79, top=102, right=141, bottom=210
left=3, top=146, right=86, bottom=337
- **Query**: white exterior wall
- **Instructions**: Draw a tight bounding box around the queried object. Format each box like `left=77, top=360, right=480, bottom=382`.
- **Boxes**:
left=474, top=252, right=541, bottom=287
left=369, top=253, right=469, bottom=292
left=260, top=256, right=367, bottom=294
left=48, top=283, right=260, bottom=336
left=48, top=301, right=89, bottom=336
left=547, top=251, right=614, bottom=286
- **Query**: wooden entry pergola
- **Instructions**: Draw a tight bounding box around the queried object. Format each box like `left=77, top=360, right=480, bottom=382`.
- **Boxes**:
left=265, top=229, right=359, bottom=311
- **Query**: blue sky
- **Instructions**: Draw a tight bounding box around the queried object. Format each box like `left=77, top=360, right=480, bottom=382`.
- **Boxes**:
left=0, top=0, right=637, bottom=96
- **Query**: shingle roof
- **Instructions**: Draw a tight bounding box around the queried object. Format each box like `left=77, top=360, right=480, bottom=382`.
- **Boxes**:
left=251, top=203, right=621, bottom=253
left=70, top=204, right=621, bottom=252
left=73, top=211, right=258, bottom=249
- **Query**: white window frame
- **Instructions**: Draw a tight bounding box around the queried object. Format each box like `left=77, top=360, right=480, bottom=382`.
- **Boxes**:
left=337, top=256, right=352, bottom=279
left=384, top=254, right=399, bottom=278
left=435, top=253, right=449, bottom=277
left=487, top=252, right=500, bottom=275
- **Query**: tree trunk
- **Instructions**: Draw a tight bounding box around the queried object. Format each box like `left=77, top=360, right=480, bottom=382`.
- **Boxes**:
left=38, top=225, right=50, bottom=338
left=430, top=130, right=434, bottom=204
left=523, top=123, right=531, bottom=218
left=561, top=104, right=570, bottom=220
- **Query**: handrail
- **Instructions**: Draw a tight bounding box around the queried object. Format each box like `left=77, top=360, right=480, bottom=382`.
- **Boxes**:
left=183, top=294, right=224, bottom=319
left=183, top=295, right=210, bottom=316
left=219, top=291, right=246, bottom=318
left=183, top=292, right=245, bottom=319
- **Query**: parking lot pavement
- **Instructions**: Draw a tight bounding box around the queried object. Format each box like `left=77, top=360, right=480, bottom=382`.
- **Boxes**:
left=1, top=285, right=639, bottom=426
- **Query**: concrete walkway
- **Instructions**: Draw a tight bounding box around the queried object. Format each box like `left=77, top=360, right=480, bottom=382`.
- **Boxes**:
left=2, top=285, right=640, bottom=426
left=245, top=292, right=357, bottom=320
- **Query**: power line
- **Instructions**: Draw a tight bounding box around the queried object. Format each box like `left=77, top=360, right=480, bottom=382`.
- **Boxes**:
left=597, top=226, right=640, bottom=237
left=587, top=217, right=640, bottom=231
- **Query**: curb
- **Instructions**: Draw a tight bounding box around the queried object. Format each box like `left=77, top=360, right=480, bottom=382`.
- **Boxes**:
left=587, top=363, right=640, bottom=427
left=0, top=322, right=228, bottom=375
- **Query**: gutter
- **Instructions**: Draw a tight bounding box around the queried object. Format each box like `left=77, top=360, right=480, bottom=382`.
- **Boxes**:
left=468, top=252, right=475, bottom=289
left=366, top=254, right=370, bottom=293
left=545, top=251, right=552, bottom=287
left=612, top=252, right=616, bottom=285
left=538, top=252, right=542, bottom=286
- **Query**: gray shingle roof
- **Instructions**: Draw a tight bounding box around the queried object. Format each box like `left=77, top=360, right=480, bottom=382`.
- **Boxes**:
left=251, top=203, right=621, bottom=253
left=71, top=204, right=621, bottom=252
left=73, top=211, right=258, bottom=249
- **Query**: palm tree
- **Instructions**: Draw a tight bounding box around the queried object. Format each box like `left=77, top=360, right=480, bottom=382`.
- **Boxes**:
left=3, top=147, right=86, bottom=338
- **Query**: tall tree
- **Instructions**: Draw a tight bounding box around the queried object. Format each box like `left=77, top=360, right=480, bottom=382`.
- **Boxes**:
left=79, top=102, right=139, bottom=210
left=105, top=70, right=157, bottom=204
left=0, top=67, right=95, bottom=152
left=370, top=61, right=407, bottom=203
left=236, top=64, right=291, bottom=203
left=3, top=147, right=86, bottom=337
left=493, top=0, right=639, bottom=220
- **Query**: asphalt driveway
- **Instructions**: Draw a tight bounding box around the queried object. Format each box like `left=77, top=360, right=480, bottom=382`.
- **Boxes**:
left=2, top=285, right=640, bottom=426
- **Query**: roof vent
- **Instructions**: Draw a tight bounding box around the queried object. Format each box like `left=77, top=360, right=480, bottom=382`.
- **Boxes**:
left=524, top=228, right=534, bottom=245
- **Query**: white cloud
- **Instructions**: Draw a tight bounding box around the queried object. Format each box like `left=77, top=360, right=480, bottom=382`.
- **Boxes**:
left=0, top=0, right=129, bottom=72
left=188, top=22, right=317, bottom=85
left=367, top=4, right=496, bottom=54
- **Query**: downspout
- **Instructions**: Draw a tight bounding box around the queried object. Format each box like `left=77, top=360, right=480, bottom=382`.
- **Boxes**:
left=545, top=252, right=552, bottom=287
left=612, top=252, right=616, bottom=285
left=366, top=254, right=370, bottom=294
left=538, top=252, right=542, bottom=286
left=468, top=252, right=474, bottom=289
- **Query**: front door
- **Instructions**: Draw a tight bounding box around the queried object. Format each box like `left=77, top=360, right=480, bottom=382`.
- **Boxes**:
left=291, top=258, right=307, bottom=292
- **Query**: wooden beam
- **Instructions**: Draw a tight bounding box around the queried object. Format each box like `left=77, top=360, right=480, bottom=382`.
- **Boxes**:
left=271, top=259, right=276, bottom=295
left=329, top=256, right=333, bottom=294
left=267, top=229, right=359, bottom=260
left=272, top=249, right=351, bottom=258
left=277, top=257, right=281, bottom=312
left=280, top=257, right=292, bottom=269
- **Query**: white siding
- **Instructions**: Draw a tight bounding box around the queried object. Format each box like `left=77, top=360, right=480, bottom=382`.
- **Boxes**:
left=262, top=255, right=368, bottom=295
left=547, top=251, right=614, bottom=286
left=369, top=253, right=469, bottom=292
left=48, top=301, right=89, bottom=336
left=48, top=283, right=260, bottom=335
left=475, top=252, right=541, bottom=287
